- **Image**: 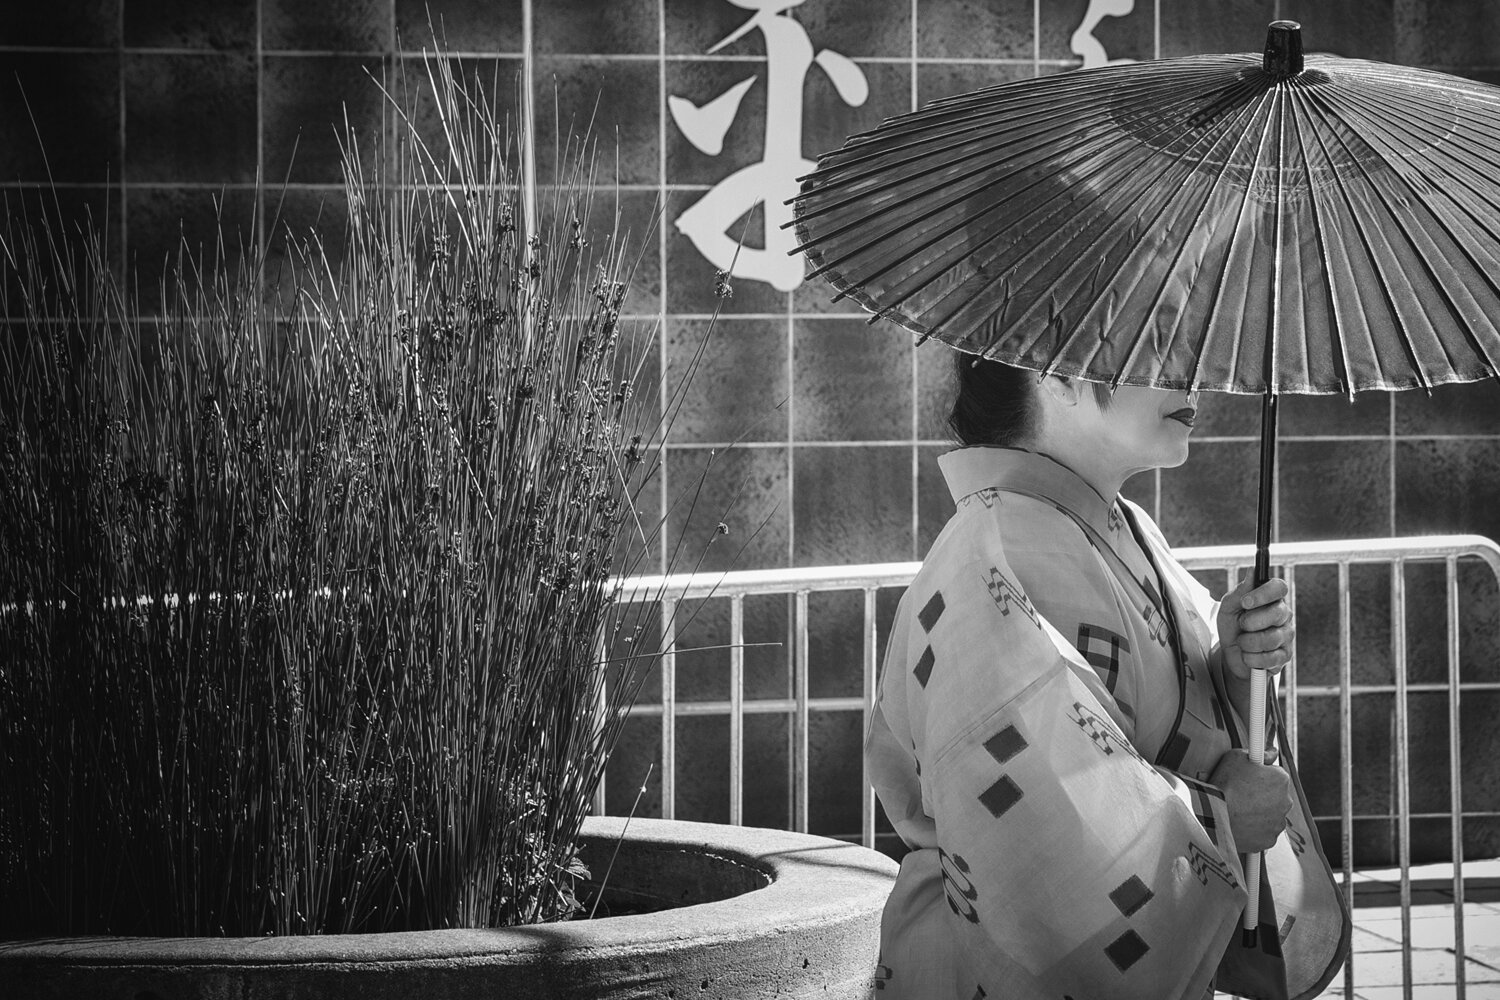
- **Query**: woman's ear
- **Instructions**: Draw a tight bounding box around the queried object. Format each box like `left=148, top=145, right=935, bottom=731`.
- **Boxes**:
left=1037, top=374, right=1082, bottom=407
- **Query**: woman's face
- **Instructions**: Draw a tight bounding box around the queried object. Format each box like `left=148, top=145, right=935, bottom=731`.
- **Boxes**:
left=1092, top=383, right=1194, bottom=473
left=1075, top=383, right=1198, bottom=475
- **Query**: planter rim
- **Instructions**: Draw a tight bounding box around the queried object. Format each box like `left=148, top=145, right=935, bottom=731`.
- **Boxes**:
left=0, top=817, right=898, bottom=968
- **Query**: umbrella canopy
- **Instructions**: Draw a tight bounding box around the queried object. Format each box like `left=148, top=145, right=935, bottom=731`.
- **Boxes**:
left=791, top=21, right=1500, bottom=396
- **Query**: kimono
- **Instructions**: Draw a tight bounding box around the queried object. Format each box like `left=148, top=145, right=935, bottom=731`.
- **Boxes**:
left=867, top=447, right=1348, bottom=1000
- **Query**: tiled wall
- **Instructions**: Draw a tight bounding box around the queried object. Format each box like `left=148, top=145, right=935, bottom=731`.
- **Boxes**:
left=5, top=0, right=1499, bottom=862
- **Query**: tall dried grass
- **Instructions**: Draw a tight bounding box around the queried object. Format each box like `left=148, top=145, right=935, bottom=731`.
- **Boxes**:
left=0, top=58, right=718, bottom=936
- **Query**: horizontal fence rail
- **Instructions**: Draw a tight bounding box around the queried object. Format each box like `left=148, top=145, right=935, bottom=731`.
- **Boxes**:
left=605, top=535, right=1500, bottom=1000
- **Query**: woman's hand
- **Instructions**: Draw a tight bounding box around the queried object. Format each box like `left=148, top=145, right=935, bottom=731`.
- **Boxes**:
left=1210, top=749, right=1292, bottom=853
left=1217, top=577, right=1294, bottom=682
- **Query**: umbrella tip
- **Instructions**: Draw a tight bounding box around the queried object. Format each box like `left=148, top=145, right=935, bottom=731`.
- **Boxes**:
left=1264, top=20, right=1304, bottom=79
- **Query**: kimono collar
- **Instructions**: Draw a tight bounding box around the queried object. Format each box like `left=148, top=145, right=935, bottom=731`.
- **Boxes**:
left=938, top=446, right=1118, bottom=537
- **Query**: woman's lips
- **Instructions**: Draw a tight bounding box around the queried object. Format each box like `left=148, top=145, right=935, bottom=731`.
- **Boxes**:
left=1166, top=407, right=1197, bottom=427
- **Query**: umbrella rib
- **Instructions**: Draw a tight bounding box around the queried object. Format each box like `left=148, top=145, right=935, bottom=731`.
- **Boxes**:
left=1299, top=86, right=1432, bottom=391
left=1306, top=80, right=1500, bottom=386
left=1285, top=84, right=1357, bottom=395
left=1102, top=91, right=1280, bottom=390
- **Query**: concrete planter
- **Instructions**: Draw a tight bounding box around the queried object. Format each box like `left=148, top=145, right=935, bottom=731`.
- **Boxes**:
left=0, top=816, right=898, bottom=999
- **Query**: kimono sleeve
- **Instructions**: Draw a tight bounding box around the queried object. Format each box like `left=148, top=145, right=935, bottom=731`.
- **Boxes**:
left=905, top=547, right=1248, bottom=999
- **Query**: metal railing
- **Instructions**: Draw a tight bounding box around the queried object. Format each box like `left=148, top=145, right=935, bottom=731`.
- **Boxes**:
left=603, top=534, right=1500, bottom=1000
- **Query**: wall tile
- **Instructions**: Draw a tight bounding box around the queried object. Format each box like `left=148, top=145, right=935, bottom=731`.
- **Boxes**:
left=1158, top=438, right=1259, bottom=546
left=0, top=53, right=120, bottom=185
left=798, top=0, right=913, bottom=58
left=4, top=0, right=120, bottom=47
left=1280, top=0, right=1397, bottom=61
left=667, top=316, right=789, bottom=444
left=665, top=0, right=767, bottom=58
left=261, top=185, right=351, bottom=304
left=742, top=713, right=792, bottom=828
left=123, top=0, right=255, bottom=50
left=537, top=0, right=658, bottom=55
left=673, top=714, right=732, bottom=823
left=665, top=59, right=771, bottom=184
left=1278, top=439, right=1391, bottom=542
left=1039, top=0, right=1155, bottom=64
left=805, top=590, right=867, bottom=699
left=1394, top=380, right=1500, bottom=436
left=1156, top=0, right=1277, bottom=57
left=1, top=186, right=124, bottom=312
left=917, top=0, right=1035, bottom=61
left=124, top=53, right=258, bottom=184
left=1395, top=439, right=1500, bottom=542
left=666, top=593, right=793, bottom=702
left=604, top=714, right=663, bottom=816
left=793, top=444, right=913, bottom=565
left=802, top=60, right=912, bottom=178
left=917, top=62, right=1034, bottom=106
left=808, top=710, right=865, bottom=835
left=1290, top=561, right=1396, bottom=688
left=124, top=186, right=260, bottom=313
left=263, top=56, right=388, bottom=185
left=1192, top=391, right=1262, bottom=438
left=1391, top=0, right=1500, bottom=69
left=1282, top=392, right=1390, bottom=438
left=793, top=316, right=911, bottom=442
left=916, top=443, right=952, bottom=555
left=534, top=57, right=659, bottom=185
left=915, top=343, right=955, bottom=441
left=392, top=56, right=523, bottom=180
left=664, top=209, right=789, bottom=315
left=666, top=444, right=790, bottom=572
left=579, top=187, right=663, bottom=316
left=396, top=0, right=522, bottom=52
left=264, top=0, right=390, bottom=52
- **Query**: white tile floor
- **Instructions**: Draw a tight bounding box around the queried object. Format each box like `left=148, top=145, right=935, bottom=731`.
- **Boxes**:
left=1307, top=860, right=1500, bottom=1000
left=1207, top=860, right=1500, bottom=999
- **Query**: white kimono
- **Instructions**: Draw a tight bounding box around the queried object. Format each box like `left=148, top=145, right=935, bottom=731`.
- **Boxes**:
left=867, top=447, right=1348, bottom=1000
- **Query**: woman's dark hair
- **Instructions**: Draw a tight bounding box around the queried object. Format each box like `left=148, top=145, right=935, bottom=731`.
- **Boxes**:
left=947, top=354, right=1113, bottom=446
left=948, top=355, right=1038, bottom=446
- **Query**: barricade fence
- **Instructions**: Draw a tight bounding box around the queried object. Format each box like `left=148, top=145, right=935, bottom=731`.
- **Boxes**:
left=601, top=535, right=1500, bottom=1000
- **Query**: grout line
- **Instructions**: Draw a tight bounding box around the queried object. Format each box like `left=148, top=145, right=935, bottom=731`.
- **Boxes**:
left=256, top=0, right=266, bottom=263
left=910, top=0, right=920, bottom=561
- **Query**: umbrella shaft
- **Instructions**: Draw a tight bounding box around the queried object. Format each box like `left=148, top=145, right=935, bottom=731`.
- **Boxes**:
left=1254, top=393, right=1279, bottom=588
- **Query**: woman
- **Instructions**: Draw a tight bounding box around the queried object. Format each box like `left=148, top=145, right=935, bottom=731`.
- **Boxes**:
left=866, top=358, right=1349, bottom=1000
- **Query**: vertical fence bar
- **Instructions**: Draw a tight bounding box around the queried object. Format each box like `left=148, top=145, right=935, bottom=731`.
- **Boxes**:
left=729, top=594, right=745, bottom=827
left=661, top=598, right=677, bottom=821
left=794, top=590, right=810, bottom=833
left=1339, top=560, right=1355, bottom=1000
left=862, top=586, right=879, bottom=850
left=1392, top=561, right=1413, bottom=999
left=1284, top=565, right=1298, bottom=763
left=1447, top=557, right=1467, bottom=998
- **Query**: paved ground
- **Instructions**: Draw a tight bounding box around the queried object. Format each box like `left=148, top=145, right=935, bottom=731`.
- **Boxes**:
left=1214, top=859, right=1500, bottom=999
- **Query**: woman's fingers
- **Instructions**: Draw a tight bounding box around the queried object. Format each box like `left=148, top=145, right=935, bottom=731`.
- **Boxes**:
left=1237, top=577, right=1289, bottom=610
left=1239, top=600, right=1292, bottom=632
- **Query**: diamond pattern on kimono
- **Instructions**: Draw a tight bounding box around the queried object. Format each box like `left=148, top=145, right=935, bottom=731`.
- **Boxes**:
left=1104, top=929, right=1150, bottom=971
left=978, top=774, right=1023, bottom=817
left=983, top=724, right=1027, bottom=764
left=913, top=645, right=936, bottom=688
left=1109, top=875, right=1155, bottom=917
left=919, top=590, right=946, bottom=631
left=913, top=590, right=945, bottom=688
left=1076, top=622, right=1130, bottom=693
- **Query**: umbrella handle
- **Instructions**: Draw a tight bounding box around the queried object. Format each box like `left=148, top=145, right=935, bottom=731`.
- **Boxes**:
left=1241, top=665, right=1269, bottom=944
